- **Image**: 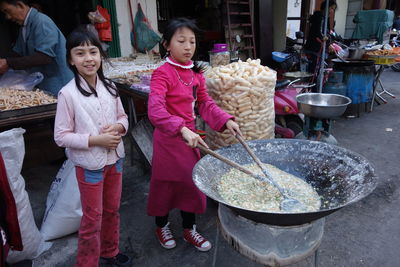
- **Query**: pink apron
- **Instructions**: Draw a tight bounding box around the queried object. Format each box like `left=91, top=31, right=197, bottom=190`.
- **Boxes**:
left=147, top=60, right=233, bottom=216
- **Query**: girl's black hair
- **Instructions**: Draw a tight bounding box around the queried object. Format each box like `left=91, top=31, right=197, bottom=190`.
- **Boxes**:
left=320, top=0, right=337, bottom=11
left=0, top=0, right=28, bottom=5
left=161, top=17, right=206, bottom=73
left=66, top=25, right=118, bottom=98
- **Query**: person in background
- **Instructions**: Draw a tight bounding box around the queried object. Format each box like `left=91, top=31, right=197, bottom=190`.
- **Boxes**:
left=304, top=0, right=338, bottom=73
left=147, top=18, right=241, bottom=252
left=393, top=14, right=400, bottom=31
left=0, top=0, right=72, bottom=95
left=54, top=27, right=131, bottom=267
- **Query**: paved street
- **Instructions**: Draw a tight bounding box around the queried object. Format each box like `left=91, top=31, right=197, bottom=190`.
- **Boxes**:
left=11, top=68, right=400, bottom=267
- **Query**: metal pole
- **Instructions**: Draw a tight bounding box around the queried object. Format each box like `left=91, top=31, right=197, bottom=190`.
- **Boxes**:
left=318, top=0, right=330, bottom=93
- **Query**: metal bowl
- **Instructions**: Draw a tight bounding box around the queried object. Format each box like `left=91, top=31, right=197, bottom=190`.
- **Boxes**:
left=296, top=93, right=352, bottom=118
left=348, top=47, right=365, bottom=59
left=283, top=71, right=314, bottom=82
left=193, top=139, right=377, bottom=226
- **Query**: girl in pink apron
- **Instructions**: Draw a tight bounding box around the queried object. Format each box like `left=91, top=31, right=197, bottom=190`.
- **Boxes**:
left=147, top=18, right=241, bottom=252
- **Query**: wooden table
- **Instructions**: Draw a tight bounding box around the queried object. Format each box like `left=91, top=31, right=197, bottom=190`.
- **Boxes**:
left=0, top=104, right=63, bottom=168
left=114, top=82, right=152, bottom=167
left=114, top=82, right=149, bottom=128
left=0, top=109, right=56, bottom=128
left=0, top=103, right=57, bottom=129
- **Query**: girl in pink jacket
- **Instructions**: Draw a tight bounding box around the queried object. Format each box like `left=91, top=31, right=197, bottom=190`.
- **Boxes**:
left=147, top=18, right=241, bottom=252
left=54, top=28, right=131, bottom=267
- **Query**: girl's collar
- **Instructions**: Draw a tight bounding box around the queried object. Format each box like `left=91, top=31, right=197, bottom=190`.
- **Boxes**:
left=166, top=56, right=194, bottom=69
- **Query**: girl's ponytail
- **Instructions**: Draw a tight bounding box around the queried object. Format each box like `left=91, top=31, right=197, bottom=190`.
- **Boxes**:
left=192, top=61, right=207, bottom=73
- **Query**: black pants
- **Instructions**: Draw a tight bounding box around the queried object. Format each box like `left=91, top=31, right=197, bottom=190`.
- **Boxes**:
left=155, top=211, right=195, bottom=229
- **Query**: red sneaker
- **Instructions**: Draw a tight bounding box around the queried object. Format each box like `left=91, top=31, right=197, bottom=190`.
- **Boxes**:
left=183, top=225, right=212, bottom=252
left=155, top=222, right=176, bottom=249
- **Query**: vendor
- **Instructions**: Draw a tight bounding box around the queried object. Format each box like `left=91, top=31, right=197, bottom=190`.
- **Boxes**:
left=0, top=0, right=73, bottom=95
left=304, top=0, right=338, bottom=73
left=393, top=14, right=400, bottom=31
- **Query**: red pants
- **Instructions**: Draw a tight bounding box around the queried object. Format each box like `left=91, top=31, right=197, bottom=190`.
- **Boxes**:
left=74, top=159, right=123, bottom=267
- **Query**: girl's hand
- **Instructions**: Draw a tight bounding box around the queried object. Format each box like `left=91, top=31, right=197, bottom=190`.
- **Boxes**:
left=181, top=127, right=209, bottom=148
left=226, top=120, right=242, bottom=136
left=102, top=123, right=125, bottom=135
left=89, top=133, right=121, bottom=150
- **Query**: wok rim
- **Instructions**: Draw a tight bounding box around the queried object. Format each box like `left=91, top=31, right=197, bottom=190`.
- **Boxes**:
left=193, top=139, right=378, bottom=216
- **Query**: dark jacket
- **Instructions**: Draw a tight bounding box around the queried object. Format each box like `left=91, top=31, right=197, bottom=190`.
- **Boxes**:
left=0, top=153, right=23, bottom=252
left=305, top=11, right=331, bottom=53
left=393, top=17, right=400, bottom=31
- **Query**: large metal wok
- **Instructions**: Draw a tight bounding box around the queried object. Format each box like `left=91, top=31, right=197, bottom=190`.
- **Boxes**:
left=193, top=139, right=377, bottom=226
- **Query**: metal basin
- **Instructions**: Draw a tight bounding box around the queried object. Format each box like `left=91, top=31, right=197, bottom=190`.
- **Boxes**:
left=296, top=93, right=352, bottom=118
left=348, top=47, right=365, bottom=59
left=283, top=71, right=313, bottom=82
left=193, top=139, right=377, bottom=226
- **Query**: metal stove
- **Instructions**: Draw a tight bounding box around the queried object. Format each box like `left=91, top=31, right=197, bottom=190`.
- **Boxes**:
left=193, top=139, right=377, bottom=266
left=296, top=93, right=352, bottom=145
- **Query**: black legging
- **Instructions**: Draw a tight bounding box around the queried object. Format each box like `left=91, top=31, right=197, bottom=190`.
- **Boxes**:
left=155, top=211, right=195, bottom=229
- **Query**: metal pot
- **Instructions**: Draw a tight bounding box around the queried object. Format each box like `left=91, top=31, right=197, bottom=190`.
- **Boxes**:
left=283, top=71, right=313, bottom=82
left=192, top=139, right=377, bottom=226
left=348, top=47, right=365, bottom=59
left=332, top=58, right=375, bottom=66
left=296, top=93, right=352, bottom=118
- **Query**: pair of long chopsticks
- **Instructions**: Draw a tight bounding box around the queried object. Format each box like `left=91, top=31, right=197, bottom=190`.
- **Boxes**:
left=197, top=135, right=305, bottom=212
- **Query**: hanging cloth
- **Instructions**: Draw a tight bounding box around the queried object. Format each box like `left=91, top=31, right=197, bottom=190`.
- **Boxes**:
left=352, top=9, right=394, bottom=43
left=130, top=3, right=161, bottom=53
left=94, top=5, right=112, bottom=42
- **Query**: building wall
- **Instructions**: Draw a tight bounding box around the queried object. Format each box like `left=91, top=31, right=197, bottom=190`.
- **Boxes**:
left=273, top=1, right=288, bottom=51
left=313, top=0, right=349, bottom=37
left=115, top=0, right=159, bottom=57
left=335, top=0, right=349, bottom=37
left=345, top=0, right=364, bottom=38
left=286, top=0, right=302, bottom=39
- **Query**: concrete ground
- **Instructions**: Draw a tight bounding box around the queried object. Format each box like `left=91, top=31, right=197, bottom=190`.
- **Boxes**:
left=9, top=68, right=400, bottom=267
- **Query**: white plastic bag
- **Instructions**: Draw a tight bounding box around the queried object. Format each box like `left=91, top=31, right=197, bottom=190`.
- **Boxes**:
left=40, top=160, right=82, bottom=241
left=0, top=128, right=52, bottom=264
left=0, top=69, right=43, bottom=91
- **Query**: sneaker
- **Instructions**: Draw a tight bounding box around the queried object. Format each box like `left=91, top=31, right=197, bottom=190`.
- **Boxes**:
left=101, top=253, right=132, bottom=266
left=156, top=222, right=176, bottom=249
left=183, top=225, right=212, bottom=252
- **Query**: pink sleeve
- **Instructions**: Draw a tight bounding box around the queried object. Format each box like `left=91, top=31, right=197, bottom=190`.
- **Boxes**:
left=54, top=92, right=90, bottom=149
left=196, top=74, right=234, bottom=132
left=116, top=96, right=129, bottom=136
left=148, top=68, right=185, bottom=136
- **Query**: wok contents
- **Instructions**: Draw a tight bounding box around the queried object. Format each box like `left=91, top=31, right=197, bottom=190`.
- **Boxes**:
left=365, top=49, right=400, bottom=56
left=218, top=163, right=321, bottom=212
left=0, top=88, right=57, bottom=111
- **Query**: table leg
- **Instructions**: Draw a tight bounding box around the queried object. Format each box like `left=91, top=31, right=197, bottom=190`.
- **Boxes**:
left=376, top=90, right=388, bottom=103
left=370, top=66, right=381, bottom=112
left=370, top=65, right=390, bottom=112
left=314, top=248, right=319, bottom=267
left=377, top=78, right=396, bottom=98
left=127, top=98, right=138, bottom=166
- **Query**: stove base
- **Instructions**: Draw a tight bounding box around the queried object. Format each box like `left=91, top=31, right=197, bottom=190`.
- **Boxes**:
left=296, top=132, right=338, bottom=145
left=218, top=204, right=325, bottom=266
